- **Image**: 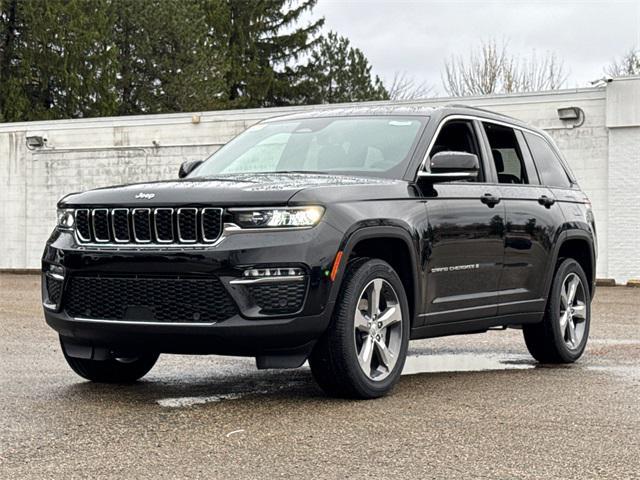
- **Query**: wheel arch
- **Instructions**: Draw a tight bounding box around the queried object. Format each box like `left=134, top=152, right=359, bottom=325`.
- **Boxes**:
left=545, top=230, right=596, bottom=298
left=329, top=225, right=421, bottom=327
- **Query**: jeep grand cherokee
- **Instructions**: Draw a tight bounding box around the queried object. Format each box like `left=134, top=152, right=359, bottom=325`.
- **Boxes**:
left=42, top=105, right=597, bottom=398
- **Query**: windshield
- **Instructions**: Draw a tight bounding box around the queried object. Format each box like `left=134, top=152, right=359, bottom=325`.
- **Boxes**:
left=190, top=116, right=427, bottom=179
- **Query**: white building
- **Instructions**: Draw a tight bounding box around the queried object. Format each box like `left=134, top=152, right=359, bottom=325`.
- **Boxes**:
left=1, top=76, right=639, bottom=284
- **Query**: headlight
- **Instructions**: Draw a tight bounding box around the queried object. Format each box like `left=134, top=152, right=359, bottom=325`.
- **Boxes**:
left=57, top=209, right=75, bottom=229
left=230, top=206, right=324, bottom=229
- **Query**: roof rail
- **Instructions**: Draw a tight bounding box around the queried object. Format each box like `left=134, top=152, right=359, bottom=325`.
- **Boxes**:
left=444, top=103, right=520, bottom=122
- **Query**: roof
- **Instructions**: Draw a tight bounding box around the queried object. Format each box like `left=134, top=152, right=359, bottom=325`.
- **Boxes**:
left=263, top=105, right=438, bottom=122
left=262, top=104, right=533, bottom=130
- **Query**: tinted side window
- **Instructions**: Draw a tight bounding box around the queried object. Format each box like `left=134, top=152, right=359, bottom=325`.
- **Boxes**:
left=430, top=120, right=484, bottom=182
left=524, top=132, right=572, bottom=188
left=483, top=123, right=527, bottom=184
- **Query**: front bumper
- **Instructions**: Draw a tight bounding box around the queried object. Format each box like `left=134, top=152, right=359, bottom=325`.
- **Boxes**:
left=42, top=221, right=342, bottom=358
left=44, top=308, right=332, bottom=357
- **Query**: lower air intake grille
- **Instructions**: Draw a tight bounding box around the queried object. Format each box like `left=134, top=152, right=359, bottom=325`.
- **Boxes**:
left=65, top=276, right=238, bottom=323
left=45, top=275, right=63, bottom=305
left=247, top=281, right=307, bottom=314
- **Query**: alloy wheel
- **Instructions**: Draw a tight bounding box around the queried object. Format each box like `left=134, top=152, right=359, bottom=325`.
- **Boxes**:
left=559, top=272, right=587, bottom=350
left=354, top=278, right=403, bottom=381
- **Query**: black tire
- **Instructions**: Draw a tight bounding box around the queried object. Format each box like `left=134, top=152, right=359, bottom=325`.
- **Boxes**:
left=309, top=258, right=410, bottom=399
left=61, top=339, right=159, bottom=383
left=523, top=258, right=591, bottom=363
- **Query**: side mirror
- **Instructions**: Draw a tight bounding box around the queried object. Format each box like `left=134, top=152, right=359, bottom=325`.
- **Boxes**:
left=178, top=160, right=203, bottom=179
left=418, top=151, right=479, bottom=183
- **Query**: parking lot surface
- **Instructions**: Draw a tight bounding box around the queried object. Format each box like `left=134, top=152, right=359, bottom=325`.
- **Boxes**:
left=1, top=273, right=639, bottom=479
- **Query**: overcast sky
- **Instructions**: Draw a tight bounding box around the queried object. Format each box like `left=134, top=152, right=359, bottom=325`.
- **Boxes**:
left=313, top=0, right=640, bottom=95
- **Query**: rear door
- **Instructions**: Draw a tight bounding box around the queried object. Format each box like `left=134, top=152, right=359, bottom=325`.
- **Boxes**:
left=481, top=122, right=565, bottom=315
left=420, top=118, right=505, bottom=325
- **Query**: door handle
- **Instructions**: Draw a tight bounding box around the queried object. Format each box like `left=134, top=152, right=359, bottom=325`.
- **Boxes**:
left=481, top=193, right=501, bottom=207
left=538, top=195, right=556, bottom=208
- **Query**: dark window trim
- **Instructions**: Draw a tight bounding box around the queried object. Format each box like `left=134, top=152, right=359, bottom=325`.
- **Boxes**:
left=413, top=114, right=553, bottom=183
left=522, top=131, right=575, bottom=189
left=515, top=130, right=541, bottom=185
left=417, top=117, right=491, bottom=184
left=482, top=121, right=529, bottom=185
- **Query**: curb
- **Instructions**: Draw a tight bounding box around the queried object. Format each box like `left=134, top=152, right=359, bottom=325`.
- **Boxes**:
left=0, top=269, right=40, bottom=275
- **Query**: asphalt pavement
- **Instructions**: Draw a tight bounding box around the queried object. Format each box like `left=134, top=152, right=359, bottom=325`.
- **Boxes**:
left=1, top=273, right=638, bottom=479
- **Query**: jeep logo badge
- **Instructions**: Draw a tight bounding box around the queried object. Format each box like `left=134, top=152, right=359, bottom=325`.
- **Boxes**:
left=135, top=192, right=155, bottom=200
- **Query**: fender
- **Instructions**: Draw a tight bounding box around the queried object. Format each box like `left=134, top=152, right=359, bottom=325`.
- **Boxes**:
left=543, top=228, right=596, bottom=301
left=326, top=224, right=422, bottom=326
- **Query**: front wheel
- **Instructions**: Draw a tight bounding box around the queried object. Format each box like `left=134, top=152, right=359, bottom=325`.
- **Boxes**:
left=61, top=339, right=159, bottom=383
left=309, top=258, right=410, bottom=399
left=523, top=258, right=591, bottom=363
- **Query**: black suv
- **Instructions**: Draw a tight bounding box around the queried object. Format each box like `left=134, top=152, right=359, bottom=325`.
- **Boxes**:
left=43, top=106, right=596, bottom=398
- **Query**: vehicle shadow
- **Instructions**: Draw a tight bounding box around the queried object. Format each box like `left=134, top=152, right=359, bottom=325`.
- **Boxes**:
left=57, top=352, right=546, bottom=408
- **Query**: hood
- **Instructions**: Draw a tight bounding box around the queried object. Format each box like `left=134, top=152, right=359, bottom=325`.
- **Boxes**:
left=59, top=173, right=402, bottom=207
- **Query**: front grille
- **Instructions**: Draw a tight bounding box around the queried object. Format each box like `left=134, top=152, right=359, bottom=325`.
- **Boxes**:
left=74, top=207, right=223, bottom=245
left=64, top=276, right=238, bottom=323
left=247, top=281, right=307, bottom=314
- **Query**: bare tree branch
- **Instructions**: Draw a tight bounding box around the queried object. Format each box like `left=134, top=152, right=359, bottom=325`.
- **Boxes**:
left=388, top=71, right=434, bottom=100
left=442, top=39, right=567, bottom=97
left=605, top=48, right=640, bottom=77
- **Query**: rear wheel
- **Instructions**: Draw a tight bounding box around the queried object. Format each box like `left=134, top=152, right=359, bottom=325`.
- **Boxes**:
left=61, top=339, right=159, bottom=383
left=523, top=258, right=591, bottom=363
left=309, top=258, right=410, bottom=399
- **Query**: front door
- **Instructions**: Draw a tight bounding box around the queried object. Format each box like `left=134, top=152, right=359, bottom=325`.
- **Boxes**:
left=420, top=119, right=506, bottom=325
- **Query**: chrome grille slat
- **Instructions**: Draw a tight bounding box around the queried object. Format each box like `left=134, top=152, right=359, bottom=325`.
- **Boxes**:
left=132, top=208, right=152, bottom=243
left=177, top=208, right=198, bottom=243
left=111, top=208, right=130, bottom=243
left=154, top=208, right=174, bottom=243
left=75, top=209, right=91, bottom=241
left=92, top=209, right=110, bottom=243
left=75, top=207, right=222, bottom=246
left=201, top=208, right=223, bottom=242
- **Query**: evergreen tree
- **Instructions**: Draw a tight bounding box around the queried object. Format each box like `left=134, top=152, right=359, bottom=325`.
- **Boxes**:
left=0, top=0, right=117, bottom=121
left=204, top=0, right=324, bottom=108
left=112, top=0, right=226, bottom=115
left=0, top=0, right=390, bottom=121
left=0, top=0, right=20, bottom=121
left=305, top=31, right=388, bottom=104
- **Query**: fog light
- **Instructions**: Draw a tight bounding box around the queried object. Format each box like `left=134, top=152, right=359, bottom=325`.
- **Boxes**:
left=231, top=267, right=306, bottom=285
left=242, top=267, right=304, bottom=277
left=48, top=264, right=65, bottom=278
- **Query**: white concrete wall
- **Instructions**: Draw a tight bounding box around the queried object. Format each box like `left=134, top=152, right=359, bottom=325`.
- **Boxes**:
left=1, top=79, right=639, bottom=283
left=604, top=77, right=640, bottom=284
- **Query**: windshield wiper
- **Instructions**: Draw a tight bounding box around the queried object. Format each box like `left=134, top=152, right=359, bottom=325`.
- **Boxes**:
left=273, top=170, right=332, bottom=175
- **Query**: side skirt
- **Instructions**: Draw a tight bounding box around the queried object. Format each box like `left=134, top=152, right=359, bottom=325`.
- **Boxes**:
left=410, top=312, right=544, bottom=340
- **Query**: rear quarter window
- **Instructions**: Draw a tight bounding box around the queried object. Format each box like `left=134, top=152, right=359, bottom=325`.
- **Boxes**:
left=524, top=132, right=572, bottom=188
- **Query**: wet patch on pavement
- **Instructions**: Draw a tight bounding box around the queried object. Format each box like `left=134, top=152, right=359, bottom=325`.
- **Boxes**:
left=1, top=275, right=639, bottom=479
